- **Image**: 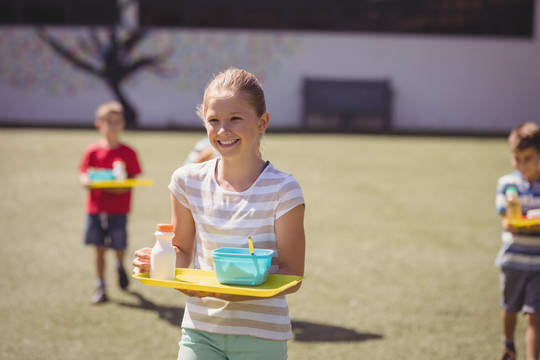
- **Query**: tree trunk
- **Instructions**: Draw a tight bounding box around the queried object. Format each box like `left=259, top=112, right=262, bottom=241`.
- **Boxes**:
left=108, top=81, right=137, bottom=128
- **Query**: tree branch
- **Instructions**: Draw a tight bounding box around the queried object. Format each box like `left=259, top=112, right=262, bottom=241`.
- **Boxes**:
left=76, top=28, right=102, bottom=60
left=35, top=27, right=103, bottom=77
left=127, top=45, right=173, bottom=75
left=118, top=28, right=147, bottom=60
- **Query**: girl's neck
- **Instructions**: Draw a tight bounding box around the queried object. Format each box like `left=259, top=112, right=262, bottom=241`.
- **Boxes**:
left=215, top=156, right=267, bottom=192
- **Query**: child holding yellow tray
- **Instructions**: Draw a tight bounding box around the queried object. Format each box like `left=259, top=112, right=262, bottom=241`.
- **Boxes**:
left=495, top=122, right=540, bottom=360
left=79, top=101, right=142, bottom=304
left=133, top=68, right=305, bottom=360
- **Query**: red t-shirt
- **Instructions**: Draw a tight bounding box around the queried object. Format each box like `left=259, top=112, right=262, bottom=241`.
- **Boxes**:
left=79, top=141, right=142, bottom=214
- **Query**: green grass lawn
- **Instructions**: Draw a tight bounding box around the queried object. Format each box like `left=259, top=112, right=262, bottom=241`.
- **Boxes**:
left=0, top=128, right=517, bottom=359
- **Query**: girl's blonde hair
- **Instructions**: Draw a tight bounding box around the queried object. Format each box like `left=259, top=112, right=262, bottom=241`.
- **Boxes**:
left=196, top=67, right=266, bottom=121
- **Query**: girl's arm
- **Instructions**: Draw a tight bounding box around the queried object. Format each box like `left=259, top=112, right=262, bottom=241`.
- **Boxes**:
left=170, top=193, right=221, bottom=298
left=171, top=193, right=196, bottom=268
left=212, top=204, right=306, bottom=301
left=132, top=193, right=196, bottom=275
left=273, top=204, right=305, bottom=295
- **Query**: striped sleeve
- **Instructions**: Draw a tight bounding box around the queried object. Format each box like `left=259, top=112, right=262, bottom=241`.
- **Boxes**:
left=271, top=171, right=304, bottom=219
left=168, top=161, right=210, bottom=209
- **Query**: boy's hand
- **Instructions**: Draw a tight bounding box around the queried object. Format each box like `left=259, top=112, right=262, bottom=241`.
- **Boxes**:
left=79, top=173, right=91, bottom=188
left=502, top=217, right=540, bottom=234
left=502, top=218, right=519, bottom=233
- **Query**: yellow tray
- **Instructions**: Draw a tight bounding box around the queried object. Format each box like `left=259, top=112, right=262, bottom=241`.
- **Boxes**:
left=133, top=268, right=303, bottom=298
left=507, top=217, right=540, bottom=228
left=90, top=179, right=154, bottom=188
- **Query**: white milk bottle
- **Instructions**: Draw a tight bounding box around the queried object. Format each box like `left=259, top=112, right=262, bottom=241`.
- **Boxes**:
left=150, top=224, right=176, bottom=280
left=112, top=158, right=127, bottom=181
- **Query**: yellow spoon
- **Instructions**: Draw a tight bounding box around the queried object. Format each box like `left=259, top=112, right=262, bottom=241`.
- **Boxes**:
left=248, top=236, right=255, bottom=255
left=248, top=236, right=261, bottom=275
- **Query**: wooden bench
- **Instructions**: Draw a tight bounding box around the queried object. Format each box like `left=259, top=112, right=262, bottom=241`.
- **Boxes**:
left=302, top=78, right=392, bottom=132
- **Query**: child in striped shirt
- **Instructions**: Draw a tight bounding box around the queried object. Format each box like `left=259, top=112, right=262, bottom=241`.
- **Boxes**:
left=133, top=68, right=305, bottom=360
left=496, top=122, right=540, bottom=360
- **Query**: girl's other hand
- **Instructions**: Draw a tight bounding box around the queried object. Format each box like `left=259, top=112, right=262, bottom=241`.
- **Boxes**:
left=132, top=247, right=152, bottom=274
left=133, top=246, right=180, bottom=275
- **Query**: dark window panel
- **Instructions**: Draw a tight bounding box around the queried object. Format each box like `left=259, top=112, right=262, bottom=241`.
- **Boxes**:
left=0, top=0, right=533, bottom=38
left=0, top=0, right=119, bottom=25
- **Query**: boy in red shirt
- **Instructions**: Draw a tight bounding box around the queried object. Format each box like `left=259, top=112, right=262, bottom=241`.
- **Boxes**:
left=79, top=101, right=142, bottom=304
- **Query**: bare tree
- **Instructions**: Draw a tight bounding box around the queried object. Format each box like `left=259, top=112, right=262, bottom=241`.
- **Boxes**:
left=35, top=2, right=171, bottom=128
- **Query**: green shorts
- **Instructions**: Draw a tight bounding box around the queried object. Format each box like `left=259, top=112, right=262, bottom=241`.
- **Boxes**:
left=178, top=328, right=287, bottom=360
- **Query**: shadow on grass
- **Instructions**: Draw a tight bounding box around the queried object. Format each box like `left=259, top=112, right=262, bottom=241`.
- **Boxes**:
left=291, top=321, right=382, bottom=342
left=117, top=290, right=184, bottom=327
left=118, top=291, right=383, bottom=343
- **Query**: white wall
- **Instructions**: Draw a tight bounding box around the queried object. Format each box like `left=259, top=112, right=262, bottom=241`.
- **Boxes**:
left=265, top=31, right=540, bottom=133
left=0, top=5, right=538, bottom=134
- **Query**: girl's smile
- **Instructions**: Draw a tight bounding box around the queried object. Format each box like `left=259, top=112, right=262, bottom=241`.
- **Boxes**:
left=217, top=139, right=239, bottom=147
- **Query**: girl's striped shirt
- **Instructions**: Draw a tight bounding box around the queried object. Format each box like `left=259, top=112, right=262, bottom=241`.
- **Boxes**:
left=168, top=158, right=304, bottom=340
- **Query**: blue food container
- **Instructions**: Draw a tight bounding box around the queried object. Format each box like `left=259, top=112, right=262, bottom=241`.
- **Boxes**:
left=88, top=169, right=115, bottom=181
left=212, top=248, right=274, bottom=286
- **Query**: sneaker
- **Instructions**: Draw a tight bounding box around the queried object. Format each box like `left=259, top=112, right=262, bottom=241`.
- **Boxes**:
left=499, top=346, right=516, bottom=360
left=118, top=265, right=129, bottom=290
left=90, top=286, right=107, bottom=304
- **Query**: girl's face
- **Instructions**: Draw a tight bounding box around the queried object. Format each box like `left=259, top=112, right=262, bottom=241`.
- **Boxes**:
left=511, top=147, right=540, bottom=183
left=203, top=94, right=268, bottom=159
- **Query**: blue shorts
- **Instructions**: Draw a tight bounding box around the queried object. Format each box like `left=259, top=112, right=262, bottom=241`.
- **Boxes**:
left=500, top=267, right=540, bottom=314
left=178, top=328, right=287, bottom=360
left=84, top=214, right=127, bottom=250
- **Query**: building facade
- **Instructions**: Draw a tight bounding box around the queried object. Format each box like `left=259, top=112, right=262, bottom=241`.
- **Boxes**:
left=0, top=0, right=538, bottom=133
